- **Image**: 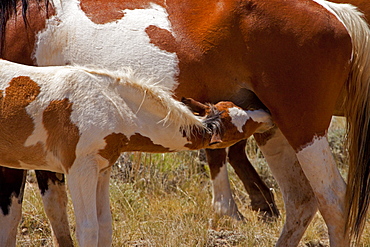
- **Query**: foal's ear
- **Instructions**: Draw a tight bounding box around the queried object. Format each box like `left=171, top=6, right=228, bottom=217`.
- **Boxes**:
left=181, top=97, right=209, bottom=116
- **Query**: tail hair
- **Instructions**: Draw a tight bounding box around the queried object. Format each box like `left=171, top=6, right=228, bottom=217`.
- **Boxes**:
left=323, top=1, right=370, bottom=244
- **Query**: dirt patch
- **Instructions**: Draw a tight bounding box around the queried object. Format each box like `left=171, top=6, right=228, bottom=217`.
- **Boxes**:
left=206, top=229, right=247, bottom=246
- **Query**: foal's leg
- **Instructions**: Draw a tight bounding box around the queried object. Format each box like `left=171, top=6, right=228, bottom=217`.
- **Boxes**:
left=254, top=128, right=318, bottom=247
left=227, top=140, right=279, bottom=218
left=67, top=155, right=102, bottom=247
left=35, top=171, right=73, bottom=247
left=96, top=168, right=113, bottom=247
left=0, top=168, right=26, bottom=247
left=205, top=148, right=243, bottom=220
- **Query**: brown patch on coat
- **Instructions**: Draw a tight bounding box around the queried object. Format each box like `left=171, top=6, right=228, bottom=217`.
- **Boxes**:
left=98, top=133, right=129, bottom=165
left=253, top=128, right=277, bottom=147
left=126, top=133, right=171, bottom=152
left=2, top=1, right=55, bottom=64
left=145, top=25, right=178, bottom=53
left=0, top=76, right=46, bottom=167
left=79, top=0, right=165, bottom=24
left=205, top=148, right=227, bottom=180
left=43, top=99, right=80, bottom=171
left=99, top=132, right=170, bottom=164
left=144, top=1, right=252, bottom=104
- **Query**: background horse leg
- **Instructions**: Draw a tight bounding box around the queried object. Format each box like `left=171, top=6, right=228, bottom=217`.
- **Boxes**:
left=35, top=171, right=73, bottom=247
left=227, top=140, right=279, bottom=218
left=205, top=148, right=243, bottom=220
left=254, top=128, right=318, bottom=247
left=96, top=168, right=113, bottom=246
left=0, top=167, right=26, bottom=247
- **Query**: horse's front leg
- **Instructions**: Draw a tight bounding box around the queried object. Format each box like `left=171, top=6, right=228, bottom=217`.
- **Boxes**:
left=296, top=134, right=348, bottom=246
left=35, top=171, right=73, bottom=247
left=254, top=128, right=318, bottom=247
left=227, top=140, right=279, bottom=218
left=0, top=167, right=26, bottom=247
left=96, top=167, right=113, bottom=247
left=205, top=148, right=243, bottom=220
left=67, top=155, right=103, bottom=247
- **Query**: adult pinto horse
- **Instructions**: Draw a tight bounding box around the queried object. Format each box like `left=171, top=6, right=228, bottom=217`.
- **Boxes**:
left=1, top=0, right=370, bottom=246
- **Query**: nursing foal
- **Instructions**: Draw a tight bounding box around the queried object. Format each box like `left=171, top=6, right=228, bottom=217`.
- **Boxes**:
left=0, top=59, right=273, bottom=246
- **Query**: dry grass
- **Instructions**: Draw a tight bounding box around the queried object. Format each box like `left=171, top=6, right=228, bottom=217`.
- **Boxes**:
left=16, top=117, right=370, bottom=246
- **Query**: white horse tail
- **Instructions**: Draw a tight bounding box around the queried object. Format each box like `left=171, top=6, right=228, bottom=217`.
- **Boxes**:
left=318, top=0, right=370, bottom=244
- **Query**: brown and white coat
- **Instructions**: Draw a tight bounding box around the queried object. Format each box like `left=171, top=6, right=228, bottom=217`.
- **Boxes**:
left=2, top=0, right=370, bottom=246
left=0, top=59, right=273, bottom=246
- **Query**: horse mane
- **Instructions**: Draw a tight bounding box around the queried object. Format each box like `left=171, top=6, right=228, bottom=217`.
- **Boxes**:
left=201, top=104, right=223, bottom=137
left=76, top=66, right=206, bottom=136
left=0, top=0, right=50, bottom=56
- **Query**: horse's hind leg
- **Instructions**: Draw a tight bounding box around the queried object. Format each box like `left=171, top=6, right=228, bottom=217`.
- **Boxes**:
left=296, top=135, right=348, bottom=246
left=0, top=167, right=26, bottom=247
left=254, top=128, right=318, bottom=247
left=96, top=168, right=113, bottom=246
left=67, top=154, right=111, bottom=247
left=227, top=140, right=280, bottom=218
left=35, top=171, right=73, bottom=247
left=206, top=148, right=244, bottom=220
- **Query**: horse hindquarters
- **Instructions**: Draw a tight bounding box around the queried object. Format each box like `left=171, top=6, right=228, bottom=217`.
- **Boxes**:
left=311, top=1, right=370, bottom=243
left=240, top=0, right=353, bottom=245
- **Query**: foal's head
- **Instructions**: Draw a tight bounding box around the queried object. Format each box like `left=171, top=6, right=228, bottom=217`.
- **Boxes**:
left=182, top=97, right=274, bottom=149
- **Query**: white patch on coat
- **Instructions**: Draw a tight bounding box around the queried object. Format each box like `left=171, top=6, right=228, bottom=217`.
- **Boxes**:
left=228, top=107, right=272, bottom=132
left=247, top=109, right=272, bottom=124
left=24, top=110, right=48, bottom=146
left=228, top=107, right=250, bottom=132
left=296, top=135, right=346, bottom=199
left=34, top=0, right=179, bottom=90
left=296, top=134, right=347, bottom=244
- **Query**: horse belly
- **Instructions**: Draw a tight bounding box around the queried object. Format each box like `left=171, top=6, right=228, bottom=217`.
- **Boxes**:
left=0, top=142, right=66, bottom=173
left=0, top=120, right=72, bottom=174
left=120, top=132, right=190, bottom=153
